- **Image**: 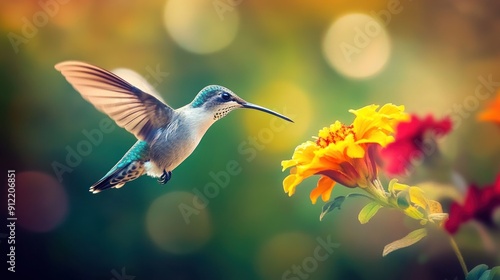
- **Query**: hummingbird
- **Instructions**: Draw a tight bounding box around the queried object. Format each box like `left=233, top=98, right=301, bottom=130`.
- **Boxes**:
left=55, top=61, right=293, bottom=194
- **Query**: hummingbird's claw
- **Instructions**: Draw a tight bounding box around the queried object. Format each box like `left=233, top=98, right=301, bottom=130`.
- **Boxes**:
left=158, top=170, right=172, bottom=184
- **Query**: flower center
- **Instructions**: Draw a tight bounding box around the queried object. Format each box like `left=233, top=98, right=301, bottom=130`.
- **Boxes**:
left=316, top=124, right=356, bottom=148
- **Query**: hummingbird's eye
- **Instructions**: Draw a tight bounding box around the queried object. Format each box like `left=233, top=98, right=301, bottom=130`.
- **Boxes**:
left=221, top=92, right=231, bottom=101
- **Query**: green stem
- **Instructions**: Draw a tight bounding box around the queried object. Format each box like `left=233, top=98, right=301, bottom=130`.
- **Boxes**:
left=363, top=179, right=389, bottom=206
left=449, top=236, right=468, bottom=277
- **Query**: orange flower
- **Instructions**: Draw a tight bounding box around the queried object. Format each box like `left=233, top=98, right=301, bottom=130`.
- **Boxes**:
left=282, top=104, right=408, bottom=204
left=478, top=90, right=500, bottom=123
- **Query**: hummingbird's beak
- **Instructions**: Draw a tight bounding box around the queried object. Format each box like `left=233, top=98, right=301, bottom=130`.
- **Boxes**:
left=241, top=102, right=294, bottom=123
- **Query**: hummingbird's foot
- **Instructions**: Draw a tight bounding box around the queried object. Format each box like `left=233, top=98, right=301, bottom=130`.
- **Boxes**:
left=158, top=170, right=172, bottom=184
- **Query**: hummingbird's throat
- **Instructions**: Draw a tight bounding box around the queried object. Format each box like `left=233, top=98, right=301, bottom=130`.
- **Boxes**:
left=214, top=105, right=238, bottom=120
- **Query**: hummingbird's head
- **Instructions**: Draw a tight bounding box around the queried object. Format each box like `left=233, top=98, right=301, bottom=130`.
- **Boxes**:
left=191, top=85, right=293, bottom=122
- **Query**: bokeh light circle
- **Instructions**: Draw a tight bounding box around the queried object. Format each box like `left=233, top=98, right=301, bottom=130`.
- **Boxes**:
left=323, top=13, right=391, bottom=79
left=164, top=0, right=240, bottom=54
left=15, top=171, right=69, bottom=232
left=243, top=81, right=313, bottom=153
left=146, top=191, right=212, bottom=254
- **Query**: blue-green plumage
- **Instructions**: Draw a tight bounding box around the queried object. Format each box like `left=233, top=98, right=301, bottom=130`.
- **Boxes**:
left=191, top=85, right=226, bottom=108
left=90, top=140, right=149, bottom=193
left=115, top=140, right=149, bottom=169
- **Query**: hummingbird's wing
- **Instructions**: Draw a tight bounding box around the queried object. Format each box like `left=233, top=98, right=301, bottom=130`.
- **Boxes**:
left=55, top=61, right=174, bottom=141
left=111, top=68, right=166, bottom=103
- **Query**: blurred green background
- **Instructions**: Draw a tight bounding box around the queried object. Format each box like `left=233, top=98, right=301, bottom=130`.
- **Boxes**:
left=1, top=0, right=500, bottom=279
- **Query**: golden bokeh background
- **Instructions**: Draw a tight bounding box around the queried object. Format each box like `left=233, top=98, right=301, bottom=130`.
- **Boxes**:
left=1, top=0, right=500, bottom=279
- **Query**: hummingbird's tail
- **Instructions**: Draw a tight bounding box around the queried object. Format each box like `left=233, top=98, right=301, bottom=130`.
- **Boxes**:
left=90, top=161, right=145, bottom=194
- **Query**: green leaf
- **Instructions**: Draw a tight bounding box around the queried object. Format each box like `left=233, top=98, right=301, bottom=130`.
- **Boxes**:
left=466, top=264, right=500, bottom=280
left=358, top=201, right=383, bottom=224
left=382, top=228, right=428, bottom=257
left=466, top=264, right=488, bottom=280
left=404, top=206, right=425, bottom=220
left=489, top=266, right=500, bottom=280
left=320, top=196, right=346, bottom=221
left=319, top=193, right=372, bottom=221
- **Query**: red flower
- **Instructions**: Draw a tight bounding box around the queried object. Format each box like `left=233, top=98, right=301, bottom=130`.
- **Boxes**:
left=445, top=174, right=500, bottom=234
left=379, top=114, right=452, bottom=176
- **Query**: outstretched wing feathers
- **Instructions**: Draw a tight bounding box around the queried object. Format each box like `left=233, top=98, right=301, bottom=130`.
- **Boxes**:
left=55, top=61, right=174, bottom=141
left=111, top=67, right=167, bottom=103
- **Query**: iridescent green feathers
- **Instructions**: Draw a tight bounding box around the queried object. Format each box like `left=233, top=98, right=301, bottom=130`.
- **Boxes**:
left=191, top=85, right=230, bottom=108
left=89, top=141, right=149, bottom=193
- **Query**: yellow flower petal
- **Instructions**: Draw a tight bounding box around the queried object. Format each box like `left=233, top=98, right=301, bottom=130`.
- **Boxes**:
left=409, top=187, right=428, bottom=210
left=345, top=143, right=365, bottom=158
left=349, top=104, right=379, bottom=117
left=379, top=103, right=404, bottom=115
left=351, top=103, right=408, bottom=140
left=283, top=174, right=302, bottom=196
left=281, top=159, right=298, bottom=171
left=388, top=180, right=409, bottom=193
